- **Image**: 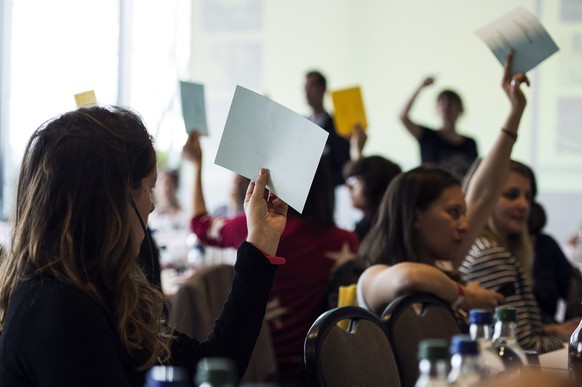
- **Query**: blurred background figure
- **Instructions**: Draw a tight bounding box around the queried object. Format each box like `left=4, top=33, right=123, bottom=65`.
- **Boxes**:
left=529, top=200, right=582, bottom=324
left=212, top=173, right=250, bottom=217
left=149, top=168, right=194, bottom=271
left=304, top=69, right=350, bottom=187
left=343, top=155, right=402, bottom=241
left=399, top=76, right=478, bottom=180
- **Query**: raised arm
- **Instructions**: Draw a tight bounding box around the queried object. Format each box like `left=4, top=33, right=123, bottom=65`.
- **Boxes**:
left=456, top=51, right=530, bottom=267
left=399, top=76, right=434, bottom=140
left=182, top=132, right=207, bottom=217
left=349, top=123, right=367, bottom=161
left=358, top=262, right=503, bottom=315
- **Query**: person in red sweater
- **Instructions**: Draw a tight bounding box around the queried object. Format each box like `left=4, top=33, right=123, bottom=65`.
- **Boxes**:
left=183, top=132, right=359, bottom=386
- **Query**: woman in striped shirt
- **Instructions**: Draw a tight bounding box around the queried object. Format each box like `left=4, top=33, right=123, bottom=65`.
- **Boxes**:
left=460, top=160, right=577, bottom=354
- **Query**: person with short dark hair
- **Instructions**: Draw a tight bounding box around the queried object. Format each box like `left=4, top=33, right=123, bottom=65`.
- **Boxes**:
left=399, top=76, right=478, bottom=180
left=304, top=69, right=350, bottom=187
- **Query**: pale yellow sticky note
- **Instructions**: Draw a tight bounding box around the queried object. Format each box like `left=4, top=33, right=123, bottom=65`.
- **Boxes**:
left=330, top=86, right=367, bottom=137
left=74, top=90, right=97, bottom=108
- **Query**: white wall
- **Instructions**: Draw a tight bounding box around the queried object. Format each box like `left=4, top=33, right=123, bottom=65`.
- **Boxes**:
left=187, top=0, right=582, bottom=245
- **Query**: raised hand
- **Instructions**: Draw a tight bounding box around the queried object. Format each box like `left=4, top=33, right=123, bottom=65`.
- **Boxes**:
left=349, top=123, right=367, bottom=161
left=245, top=168, right=288, bottom=256
left=182, top=132, right=202, bottom=165
left=421, top=76, right=435, bottom=88
left=502, top=51, right=530, bottom=111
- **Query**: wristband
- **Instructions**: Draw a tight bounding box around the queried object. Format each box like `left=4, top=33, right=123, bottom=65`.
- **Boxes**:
left=258, top=248, right=286, bottom=265
left=501, top=128, right=517, bottom=142
left=452, top=284, right=465, bottom=310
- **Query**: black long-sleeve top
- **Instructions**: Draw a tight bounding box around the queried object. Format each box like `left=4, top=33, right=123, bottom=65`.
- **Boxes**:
left=0, top=241, right=276, bottom=386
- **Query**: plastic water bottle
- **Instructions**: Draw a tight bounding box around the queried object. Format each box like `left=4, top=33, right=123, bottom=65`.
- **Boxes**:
left=145, top=365, right=191, bottom=387
left=448, top=335, right=483, bottom=386
left=415, top=339, right=449, bottom=387
left=491, top=306, right=527, bottom=371
left=468, top=309, right=504, bottom=377
left=194, top=358, right=237, bottom=387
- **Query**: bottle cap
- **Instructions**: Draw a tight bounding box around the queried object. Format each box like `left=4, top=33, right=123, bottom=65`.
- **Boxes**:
left=450, top=335, right=479, bottom=355
left=495, top=306, right=517, bottom=323
left=195, top=357, right=237, bottom=385
left=469, top=309, right=492, bottom=325
left=418, top=339, right=449, bottom=361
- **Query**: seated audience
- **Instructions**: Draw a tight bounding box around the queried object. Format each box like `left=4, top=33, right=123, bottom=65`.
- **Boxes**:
left=357, top=52, right=524, bottom=318
left=460, top=160, right=576, bottom=353
left=183, top=132, right=358, bottom=386
left=0, top=106, right=288, bottom=386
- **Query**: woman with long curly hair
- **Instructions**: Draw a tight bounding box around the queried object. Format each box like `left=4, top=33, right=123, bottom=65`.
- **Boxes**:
left=0, top=106, right=287, bottom=386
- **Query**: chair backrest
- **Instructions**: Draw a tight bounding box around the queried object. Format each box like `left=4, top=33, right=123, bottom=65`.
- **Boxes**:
left=381, top=292, right=461, bottom=387
left=171, top=264, right=277, bottom=384
left=305, top=306, right=401, bottom=387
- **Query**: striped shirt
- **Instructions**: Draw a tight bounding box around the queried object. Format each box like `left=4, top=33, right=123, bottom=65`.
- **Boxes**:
left=460, top=236, right=564, bottom=354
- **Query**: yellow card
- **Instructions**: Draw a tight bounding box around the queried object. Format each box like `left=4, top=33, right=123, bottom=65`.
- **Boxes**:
left=330, top=86, right=367, bottom=136
left=74, top=90, right=97, bottom=108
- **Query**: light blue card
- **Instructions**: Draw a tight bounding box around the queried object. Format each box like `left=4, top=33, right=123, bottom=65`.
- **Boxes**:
left=215, top=85, right=329, bottom=213
left=476, top=7, right=559, bottom=75
left=179, top=81, right=208, bottom=135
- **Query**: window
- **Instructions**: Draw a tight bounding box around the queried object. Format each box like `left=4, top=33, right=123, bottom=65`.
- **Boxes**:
left=0, top=0, right=191, bottom=218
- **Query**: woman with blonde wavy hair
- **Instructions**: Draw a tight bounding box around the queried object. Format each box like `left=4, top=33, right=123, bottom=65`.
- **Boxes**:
left=460, top=159, right=576, bottom=354
left=0, top=106, right=287, bottom=386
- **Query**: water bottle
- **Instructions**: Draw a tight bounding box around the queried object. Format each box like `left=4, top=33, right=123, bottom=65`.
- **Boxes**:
left=194, top=358, right=237, bottom=387
left=569, top=315, right=582, bottom=383
left=468, top=309, right=504, bottom=377
left=491, top=306, right=527, bottom=371
left=145, top=365, right=192, bottom=387
left=415, top=339, right=449, bottom=387
left=447, top=335, right=482, bottom=386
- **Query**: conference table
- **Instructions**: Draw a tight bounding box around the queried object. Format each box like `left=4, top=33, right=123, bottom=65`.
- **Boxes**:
left=538, top=343, right=569, bottom=375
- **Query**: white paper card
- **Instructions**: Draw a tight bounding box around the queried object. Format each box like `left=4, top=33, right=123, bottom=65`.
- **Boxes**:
left=215, top=85, right=329, bottom=213
left=476, top=7, right=559, bottom=74
left=180, top=81, right=208, bottom=135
